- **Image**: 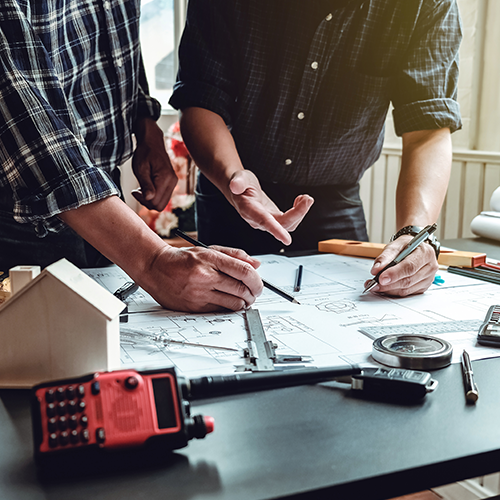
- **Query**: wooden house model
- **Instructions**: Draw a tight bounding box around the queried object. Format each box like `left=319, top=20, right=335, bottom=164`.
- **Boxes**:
left=0, top=258, right=125, bottom=388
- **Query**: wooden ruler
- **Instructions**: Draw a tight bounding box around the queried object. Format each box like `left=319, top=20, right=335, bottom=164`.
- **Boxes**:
left=318, top=239, right=486, bottom=268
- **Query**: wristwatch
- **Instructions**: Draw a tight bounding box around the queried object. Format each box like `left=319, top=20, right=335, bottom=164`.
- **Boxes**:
left=390, top=225, right=441, bottom=259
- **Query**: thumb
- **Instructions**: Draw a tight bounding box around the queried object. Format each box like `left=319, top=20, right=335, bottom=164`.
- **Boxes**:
left=137, top=174, right=156, bottom=201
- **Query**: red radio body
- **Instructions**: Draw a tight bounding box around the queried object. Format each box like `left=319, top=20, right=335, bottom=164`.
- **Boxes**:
left=31, top=367, right=213, bottom=462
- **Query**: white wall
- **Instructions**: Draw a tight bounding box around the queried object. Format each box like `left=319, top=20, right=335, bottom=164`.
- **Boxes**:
left=362, top=0, right=500, bottom=242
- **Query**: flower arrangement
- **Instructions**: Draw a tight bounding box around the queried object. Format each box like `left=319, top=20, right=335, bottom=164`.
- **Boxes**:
left=138, top=121, right=197, bottom=237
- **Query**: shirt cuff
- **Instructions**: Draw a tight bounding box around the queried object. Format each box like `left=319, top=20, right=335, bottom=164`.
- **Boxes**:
left=393, top=98, right=462, bottom=136
left=169, top=81, right=235, bottom=126
left=15, top=167, right=121, bottom=237
left=136, top=91, right=162, bottom=122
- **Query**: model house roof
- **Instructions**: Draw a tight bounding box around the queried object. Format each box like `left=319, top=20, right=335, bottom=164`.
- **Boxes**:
left=0, top=258, right=125, bottom=320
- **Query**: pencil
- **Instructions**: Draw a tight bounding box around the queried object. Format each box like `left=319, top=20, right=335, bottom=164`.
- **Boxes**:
left=174, top=229, right=300, bottom=304
left=294, top=265, right=303, bottom=292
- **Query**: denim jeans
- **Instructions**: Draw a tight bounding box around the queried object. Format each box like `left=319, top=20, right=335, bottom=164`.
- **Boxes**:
left=195, top=173, right=369, bottom=255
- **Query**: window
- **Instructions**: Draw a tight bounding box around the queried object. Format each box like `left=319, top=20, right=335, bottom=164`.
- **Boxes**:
left=140, top=0, right=186, bottom=112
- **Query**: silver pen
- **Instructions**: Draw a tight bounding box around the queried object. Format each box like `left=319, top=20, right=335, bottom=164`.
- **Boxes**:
left=363, top=223, right=437, bottom=294
left=461, top=349, right=479, bottom=404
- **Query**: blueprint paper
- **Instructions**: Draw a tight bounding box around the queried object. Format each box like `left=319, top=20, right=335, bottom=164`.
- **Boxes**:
left=84, top=253, right=500, bottom=378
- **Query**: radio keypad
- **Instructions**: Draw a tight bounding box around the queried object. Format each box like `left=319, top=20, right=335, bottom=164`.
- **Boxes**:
left=47, top=417, right=57, bottom=433
left=42, top=383, right=91, bottom=450
left=70, top=430, right=79, bottom=444
left=46, top=403, right=56, bottom=418
left=56, top=387, right=65, bottom=401
left=59, top=431, right=69, bottom=446
left=67, top=400, right=77, bottom=415
left=45, top=389, right=55, bottom=403
left=58, top=416, right=68, bottom=431
left=66, top=386, right=76, bottom=399
left=56, top=401, right=66, bottom=416
left=81, top=429, right=90, bottom=443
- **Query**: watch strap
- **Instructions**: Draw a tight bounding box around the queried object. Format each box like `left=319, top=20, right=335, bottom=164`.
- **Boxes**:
left=390, top=225, right=440, bottom=258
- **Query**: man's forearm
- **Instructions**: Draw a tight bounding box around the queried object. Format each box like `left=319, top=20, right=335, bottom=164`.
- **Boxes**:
left=57, top=195, right=264, bottom=312
left=58, top=196, right=166, bottom=281
left=179, top=107, right=243, bottom=197
left=396, top=128, right=452, bottom=229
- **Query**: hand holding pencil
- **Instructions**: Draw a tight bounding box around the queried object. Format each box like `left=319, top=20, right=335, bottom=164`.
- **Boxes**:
left=139, top=234, right=263, bottom=313
left=365, top=224, right=440, bottom=296
left=175, top=230, right=300, bottom=304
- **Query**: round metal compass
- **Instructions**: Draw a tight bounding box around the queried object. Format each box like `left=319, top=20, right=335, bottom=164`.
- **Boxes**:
left=372, top=334, right=453, bottom=370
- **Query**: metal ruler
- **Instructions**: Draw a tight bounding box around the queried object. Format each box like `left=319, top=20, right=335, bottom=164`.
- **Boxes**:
left=360, top=319, right=482, bottom=339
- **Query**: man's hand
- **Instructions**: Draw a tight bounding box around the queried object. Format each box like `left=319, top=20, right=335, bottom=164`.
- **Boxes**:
left=365, top=235, right=438, bottom=296
left=59, top=196, right=263, bottom=313
left=131, top=117, right=178, bottom=210
left=227, top=170, right=314, bottom=245
left=177, top=108, right=314, bottom=245
left=143, top=244, right=263, bottom=312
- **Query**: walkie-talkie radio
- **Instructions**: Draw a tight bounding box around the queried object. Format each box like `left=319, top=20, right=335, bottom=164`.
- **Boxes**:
left=32, top=360, right=439, bottom=469
left=31, top=367, right=214, bottom=463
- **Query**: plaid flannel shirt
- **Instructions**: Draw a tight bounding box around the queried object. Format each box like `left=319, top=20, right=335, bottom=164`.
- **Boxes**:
left=170, top=0, right=462, bottom=187
left=0, top=1, right=161, bottom=235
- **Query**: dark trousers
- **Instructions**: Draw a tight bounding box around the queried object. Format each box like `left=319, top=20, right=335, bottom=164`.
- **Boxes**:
left=0, top=210, right=112, bottom=270
left=195, top=173, right=369, bottom=255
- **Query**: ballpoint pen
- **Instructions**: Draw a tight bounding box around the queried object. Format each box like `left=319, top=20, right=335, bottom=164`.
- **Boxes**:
left=294, top=265, right=303, bottom=292
left=174, top=229, right=300, bottom=304
left=363, top=223, right=438, bottom=293
left=461, top=349, right=479, bottom=404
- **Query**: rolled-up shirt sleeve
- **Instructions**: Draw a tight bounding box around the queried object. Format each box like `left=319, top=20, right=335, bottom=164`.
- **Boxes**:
left=0, top=9, right=119, bottom=235
left=168, top=0, right=237, bottom=126
left=391, top=0, right=462, bottom=136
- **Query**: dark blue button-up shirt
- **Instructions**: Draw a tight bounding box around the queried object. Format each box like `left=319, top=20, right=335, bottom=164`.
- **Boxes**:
left=170, top=0, right=462, bottom=187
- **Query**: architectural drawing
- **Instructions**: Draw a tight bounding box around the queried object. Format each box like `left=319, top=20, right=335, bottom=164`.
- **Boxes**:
left=84, top=253, right=500, bottom=378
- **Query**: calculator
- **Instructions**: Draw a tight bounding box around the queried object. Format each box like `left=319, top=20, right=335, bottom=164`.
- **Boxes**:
left=477, top=305, right=500, bottom=346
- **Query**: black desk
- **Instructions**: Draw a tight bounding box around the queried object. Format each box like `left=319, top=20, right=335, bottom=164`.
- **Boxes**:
left=2, top=237, right=500, bottom=500
left=3, top=360, right=500, bottom=500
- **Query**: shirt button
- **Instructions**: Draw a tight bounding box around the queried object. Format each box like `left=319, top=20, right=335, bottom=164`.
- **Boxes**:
left=104, top=1, right=111, bottom=10
left=325, top=13, right=333, bottom=21
left=285, top=159, right=292, bottom=166
left=116, top=58, right=123, bottom=67
left=297, top=112, right=305, bottom=120
left=311, top=61, right=319, bottom=70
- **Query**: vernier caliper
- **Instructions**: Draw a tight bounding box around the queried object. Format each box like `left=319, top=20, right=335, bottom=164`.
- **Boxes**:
left=238, top=307, right=312, bottom=372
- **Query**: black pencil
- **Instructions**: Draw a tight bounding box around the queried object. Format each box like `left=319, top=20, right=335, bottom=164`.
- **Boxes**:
left=174, top=229, right=300, bottom=304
